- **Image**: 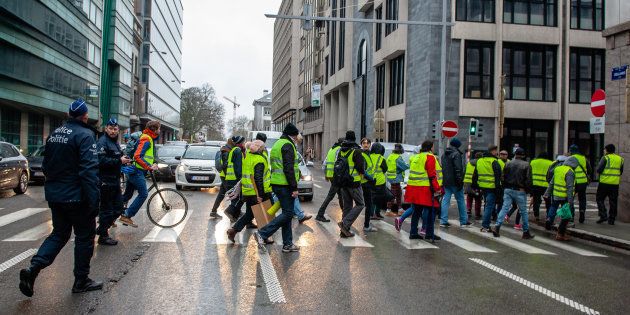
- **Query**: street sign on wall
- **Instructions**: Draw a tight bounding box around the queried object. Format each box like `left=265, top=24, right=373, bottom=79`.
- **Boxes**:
left=590, top=117, right=605, bottom=134
left=441, top=120, right=458, bottom=138
left=612, top=65, right=628, bottom=81
left=311, top=84, right=321, bottom=107
left=590, top=89, right=606, bottom=117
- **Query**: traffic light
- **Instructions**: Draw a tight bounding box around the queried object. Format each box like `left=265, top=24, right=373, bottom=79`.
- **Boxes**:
left=432, top=121, right=438, bottom=139
left=469, top=120, right=478, bottom=136
left=477, top=122, right=484, bottom=138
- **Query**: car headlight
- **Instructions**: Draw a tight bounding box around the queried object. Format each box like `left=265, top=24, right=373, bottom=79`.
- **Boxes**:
left=301, top=175, right=312, bottom=181
left=178, top=164, right=188, bottom=172
left=157, top=163, right=168, bottom=169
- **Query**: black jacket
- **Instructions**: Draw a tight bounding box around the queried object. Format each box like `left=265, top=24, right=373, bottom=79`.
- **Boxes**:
left=97, top=134, right=123, bottom=186
left=441, top=146, right=464, bottom=188
left=278, top=135, right=299, bottom=191
left=340, top=141, right=365, bottom=188
left=502, top=157, right=532, bottom=191
left=43, top=119, right=100, bottom=208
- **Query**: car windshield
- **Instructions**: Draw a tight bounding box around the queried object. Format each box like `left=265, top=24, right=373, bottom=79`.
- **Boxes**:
left=182, top=146, right=219, bottom=160
left=157, top=146, right=186, bottom=158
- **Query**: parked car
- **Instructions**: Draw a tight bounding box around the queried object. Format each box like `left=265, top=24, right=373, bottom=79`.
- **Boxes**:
left=155, top=145, right=187, bottom=182
left=27, top=145, right=45, bottom=183
left=0, top=141, right=30, bottom=194
left=175, top=144, right=221, bottom=190
left=204, top=140, right=225, bottom=147
left=165, top=140, right=189, bottom=147
left=297, top=152, right=314, bottom=202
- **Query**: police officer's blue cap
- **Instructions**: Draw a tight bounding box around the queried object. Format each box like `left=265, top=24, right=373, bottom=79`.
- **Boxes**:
left=107, top=117, right=118, bottom=126
left=69, top=98, right=88, bottom=117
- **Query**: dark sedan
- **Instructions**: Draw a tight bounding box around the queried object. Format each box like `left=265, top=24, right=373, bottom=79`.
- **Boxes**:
left=0, top=141, right=29, bottom=194
left=27, top=145, right=45, bottom=183
left=155, top=145, right=187, bottom=181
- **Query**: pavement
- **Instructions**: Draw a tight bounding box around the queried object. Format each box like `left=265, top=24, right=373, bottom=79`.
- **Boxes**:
left=0, top=170, right=628, bottom=314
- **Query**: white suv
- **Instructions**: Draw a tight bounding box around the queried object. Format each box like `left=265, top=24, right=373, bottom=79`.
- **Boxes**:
left=175, top=144, right=222, bottom=190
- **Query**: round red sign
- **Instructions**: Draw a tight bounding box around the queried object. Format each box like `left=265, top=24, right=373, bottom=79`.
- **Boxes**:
left=591, top=89, right=606, bottom=117
left=442, top=120, right=459, bottom=138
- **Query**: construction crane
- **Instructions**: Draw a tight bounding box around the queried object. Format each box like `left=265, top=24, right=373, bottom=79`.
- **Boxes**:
left=222, top=96, right=240, bottom=133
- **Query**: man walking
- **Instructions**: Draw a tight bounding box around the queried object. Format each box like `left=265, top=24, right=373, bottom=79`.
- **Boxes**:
left=569, top=144, right=591, bottom=223
left=464, top=152, right=483, bottom=220
left=119, top=120, right=160, bottom=227
left=386, top=143, right=409, bottom=216
left=19, top=99, right=102, bottom=297
left=491, top=148, right=535, bottom=239
left=369, top=142, right=388, bottom=219
left=439, top=138, right=471, bottom=228
left=530, top=152, right=553, bottom=222
left=315, top=138, right=344, bottom=222
left=223, top=136, right=247, bottom=222
left=545, top=156, right=578, bottom=240
left=473, top=145, right=502, bottom=232
left=254, top=123, right=301, bottom=252
left=336, top=131, right=366, bottom=238
left=596, top=144, right=624, bottom=225
left=360, top=138, right=377, bottom=232
left=96, top=118, right=130, bottom=245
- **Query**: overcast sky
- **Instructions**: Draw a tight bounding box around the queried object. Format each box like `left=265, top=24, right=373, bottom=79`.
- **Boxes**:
left=181, top=0, right=282, bottom=131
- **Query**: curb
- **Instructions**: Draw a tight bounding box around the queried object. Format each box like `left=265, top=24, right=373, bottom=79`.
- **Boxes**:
left=527, top=221, right=630, bottom=252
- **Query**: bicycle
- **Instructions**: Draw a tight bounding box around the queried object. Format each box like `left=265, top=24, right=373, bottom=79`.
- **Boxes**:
left=145, top=170, right=189, bottom=228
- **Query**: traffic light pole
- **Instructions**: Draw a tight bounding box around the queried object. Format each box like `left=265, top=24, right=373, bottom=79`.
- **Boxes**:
left=437, top=0, right=448, bottom=157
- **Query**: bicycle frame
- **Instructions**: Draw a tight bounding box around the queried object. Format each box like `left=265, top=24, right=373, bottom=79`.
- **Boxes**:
left=148, top=171, right=168, bottom=208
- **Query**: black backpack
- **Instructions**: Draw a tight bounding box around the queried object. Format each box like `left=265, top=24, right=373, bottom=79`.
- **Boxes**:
left=332, top=150, right=355, bottom=186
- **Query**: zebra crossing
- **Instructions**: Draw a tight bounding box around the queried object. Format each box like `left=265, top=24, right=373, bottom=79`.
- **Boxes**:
left=0, top=205, right=613, bottom=264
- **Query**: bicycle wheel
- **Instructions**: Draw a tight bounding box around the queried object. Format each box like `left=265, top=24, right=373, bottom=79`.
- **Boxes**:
left=146, top=188, right=189, bottom=228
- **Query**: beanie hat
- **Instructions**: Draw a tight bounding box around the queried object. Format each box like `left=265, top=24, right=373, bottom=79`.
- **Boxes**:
left=514, top=147, right=526, bottom=156
left=69, top=98, right=88, bottom=117
left=283, top=123, right=299, bottom=136
left=231, top=135, right=245, bottom=144
left=345, top=130, right=356, bottom=142
left=605, top=144, right=616, bottom=153
left=569, top=144, right=579, bottom=154
left=450, top=138, right=462, bottom=148
left=255, top=132, right=267, bottom=143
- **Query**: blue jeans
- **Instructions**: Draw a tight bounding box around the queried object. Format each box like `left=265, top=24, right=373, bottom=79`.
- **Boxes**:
left=440, top=186, right=468, bottom=225
left=481, top=190, right=497, bottom=229
left=259, top=186, right=295, bottom=246
left=410, top=205, right=435, bottom=238
left=124, top=169, right=148, bottom=218
left=273, top=194, right=305, bottom=220
left=494, top=189, right=529, bottom=232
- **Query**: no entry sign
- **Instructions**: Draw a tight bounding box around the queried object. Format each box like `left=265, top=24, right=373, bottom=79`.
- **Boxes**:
left=442, top=120, right=458, bottom=138
left=591, top=89, right=606, bottom=117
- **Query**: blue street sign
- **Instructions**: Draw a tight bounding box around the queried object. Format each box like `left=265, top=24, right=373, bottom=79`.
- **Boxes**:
left=612, top=65, right=628, bottom=81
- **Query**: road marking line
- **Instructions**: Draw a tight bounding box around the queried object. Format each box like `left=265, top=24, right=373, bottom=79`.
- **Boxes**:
left=0, top=248, right=37, bottom=274
left=316, top=219, right=374, bottom=247
left=451, top=220, right=555, bottom=255
left=0, top=208, right=48, bottom=228
left=436, top=227, right=497, bottom=253
left=258, top=250, right=286, bottom=303
left=141, top=209, right=191, bottom=242
left=4, top=220, right=52, bottom=241
left=314, top=183, right=322, bottom=189
left=501, top=227, right=606, bottom=257
left=372, top=220, right=438, bottom=249
left=470, top=258, right=600, bottom=314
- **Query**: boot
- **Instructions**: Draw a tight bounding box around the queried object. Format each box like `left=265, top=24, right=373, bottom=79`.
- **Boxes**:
left=19, top=266, right=40, bottom=297
left=522, top=231, right=535, bottom=240
left=226, top=228, right=236, bottom=243
left=608, top=218, right=615, bottom=225
left=578, top=212, right=585, bottom=224
left=491, top=225, right=501, bottom=237
left=72, top=278, right=103, bottom=293
left=97, top=236, right=118, bottom=246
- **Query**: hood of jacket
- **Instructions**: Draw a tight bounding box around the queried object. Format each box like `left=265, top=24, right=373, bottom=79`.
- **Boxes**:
left=563, top=156, right=579, bottom=169
left=445, top=146, right=461, bottom=156
left=341, top=141, right=360, bottom=152
left=370, top=142, right=385, bottom=155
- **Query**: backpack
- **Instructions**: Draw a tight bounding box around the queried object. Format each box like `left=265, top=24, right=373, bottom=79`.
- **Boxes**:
left=214, top=150, right=223, bottom=172
left=332, top=149, right=355, bottom=186
left=124, top=131, right=142, bottom=159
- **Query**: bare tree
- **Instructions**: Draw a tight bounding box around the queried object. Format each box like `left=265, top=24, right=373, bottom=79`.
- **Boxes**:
left=180, top=83, right=225, bottom=141
left=228, top=115, right=251, bottom=138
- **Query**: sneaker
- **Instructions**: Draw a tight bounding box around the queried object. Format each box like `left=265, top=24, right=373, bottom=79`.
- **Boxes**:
left=299, top=215, right=312, bottom=224
left=513, top=224, right=522, bottom=231
left=209, top=212, right=222, bottom=220
left=428, top=235, right=441, bottom=241
left=118, top=215, right=137, bottom=228
left=97, top=236, right=118, bottom=246
left=461, top=222, right=473, bottom=228
left=419, top=228, right=426, bottom=236
left=480, top=227, right=491, bottom=233
left=491, top=226, right=500, bottom=237
left=394, top=218, right=402, bottom=232
left=363, top=225, right=378, bottom=232
left=226, top=228, right=237, bottom=243
left=504, top=215, right=510, bottom=224
left=339, top=230, right=355, bottom=238
left=439, top=222, right=451, bottom=228
left=315, top=215, right=330, bottom=222
left=71, top=278, right=103, bottom=293
left=253, top=232, right=266, bottom=247
left=596, top=217, right=608, bottom=224
left=409, top=234, right=423, bottom=240
left=282, top=244, right=300, bottom=253
left=338, top=222, right=354, bottom=237
left=19, top=267, right=39, bottom=297
left=522, top=231, right=535, bottom=240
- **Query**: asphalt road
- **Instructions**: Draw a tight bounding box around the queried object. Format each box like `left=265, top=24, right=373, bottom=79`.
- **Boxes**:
left=0, top=169, right=628, bottom=314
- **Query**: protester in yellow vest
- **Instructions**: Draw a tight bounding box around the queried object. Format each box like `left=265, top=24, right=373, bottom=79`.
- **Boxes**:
left=596, top=144, right=625, bottom=225
left=544, top=156, right=578, bottom=241
left=316, top=137, right=345, bottom=222
left=465, top=152, right=484, bottom=220
left=223, top=136, right=247, bottom=223
left=385, top=143, right=409, bottom=216
left=529, top=152, right=553, bottom=221
left=227, top=140, right=271, bottom=243
left=369, top=142, right=388, bottom=219
left=254, top=123, right=301, bottom=253
left=337, top=131, right=367, bottom=238
left=472, top=145, right=502, bottom=232
left=359, top=138, right=378, bottom=232
left=569, top=144, right=592, bottom=224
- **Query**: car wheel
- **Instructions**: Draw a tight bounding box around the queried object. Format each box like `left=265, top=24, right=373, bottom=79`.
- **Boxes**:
left=176, top=184, right=183, bottom=190
left=14, top=171, right=28, bottom=194
left=303, top=195, right=313, bottom=202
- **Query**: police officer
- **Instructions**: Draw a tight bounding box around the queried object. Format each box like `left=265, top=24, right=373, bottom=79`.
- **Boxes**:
left=19, top=99, right=102, bottom=297
left=596, top=144, right=625, bottom=225
left=96, top=118, right=130, bottom=245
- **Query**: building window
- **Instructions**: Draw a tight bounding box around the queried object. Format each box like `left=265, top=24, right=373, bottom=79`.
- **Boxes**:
left=338, top=0, right=346, bottom=70
left=456, top=0, right=495, bottom=23
left=571, top=0, right=604, bottom=31
left=389, top=55, right=405, bottom=106
left=264, top=107, right=271, bottom=115
left=375, top=64, right=385, bottom=109
left=27, top=113, right=44, bottom=154
left=0, top=108, right=21, bottom=146
left=503, top=43, right=556, bottom=101
left=385, top=0, right=399, bottom=36
left=357, top=40, right=367, bottom=77
left=464, top=41, right=494, bottom=99
left=388, top=120, right=404, bottom=143
left=570, top=48, right=605, bottom=104
left=504, top=0, right=556, bottom=26
left=375, top=6, right=383, bottom=51
left=330, top=0, right=337, bottom=75
left=325, top=56, right=329, bottom=84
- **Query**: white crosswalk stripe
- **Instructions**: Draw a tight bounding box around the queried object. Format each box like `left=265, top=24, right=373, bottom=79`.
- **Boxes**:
left=450, top=220, right=556, bottom=255
left=436, top=227, right=497, bottom=253
left=316, top=219, right=374, bottom=247
left=501, top=227, right=607, bottom=257
left=3, top=220, right=52, bottom=242
left=0, top=208, right=48, bottom=228
left=141, top=209, right=192, bottom=242
left=372, top=220, right=438, bottom=249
